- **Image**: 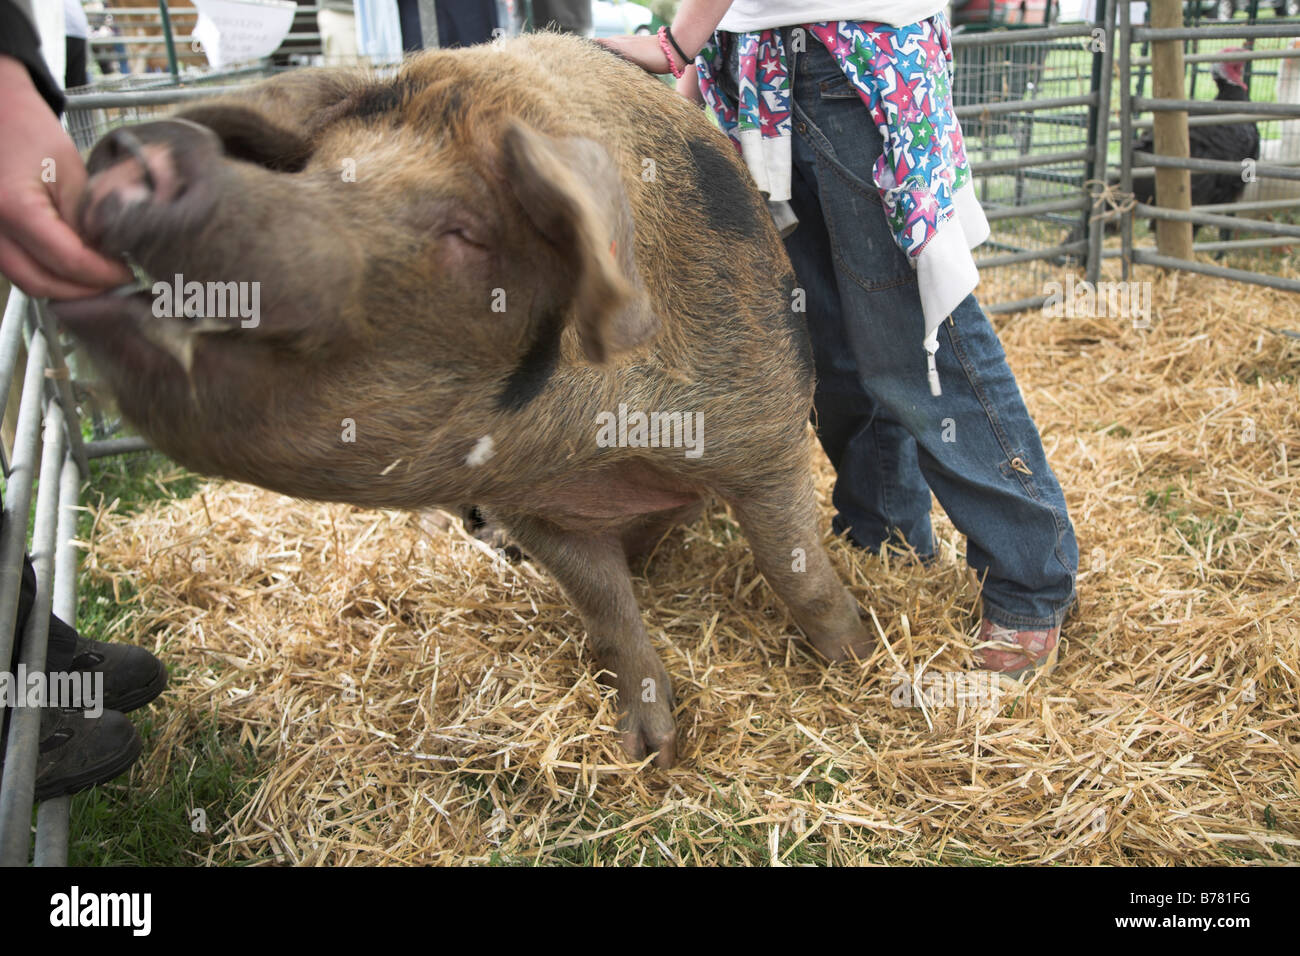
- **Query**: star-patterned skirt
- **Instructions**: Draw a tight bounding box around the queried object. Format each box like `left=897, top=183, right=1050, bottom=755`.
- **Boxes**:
left=695, top=13, right=973, bottom=264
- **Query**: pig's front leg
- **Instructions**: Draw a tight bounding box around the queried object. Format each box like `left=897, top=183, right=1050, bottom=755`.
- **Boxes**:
left=727, top=472, right=874, bottom=663
left=493, top=512, right=677, bottom=768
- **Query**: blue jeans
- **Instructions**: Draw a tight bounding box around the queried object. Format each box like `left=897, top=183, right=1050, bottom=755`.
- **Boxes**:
left=778, top=33, right=1078, bottom=631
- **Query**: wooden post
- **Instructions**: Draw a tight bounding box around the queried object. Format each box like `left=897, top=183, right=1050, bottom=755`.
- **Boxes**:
left=1149, top=0, right=1193, bottom=260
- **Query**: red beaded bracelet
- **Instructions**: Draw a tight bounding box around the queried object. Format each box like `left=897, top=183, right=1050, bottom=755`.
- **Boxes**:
left=657, top=26, right=686, bottom=79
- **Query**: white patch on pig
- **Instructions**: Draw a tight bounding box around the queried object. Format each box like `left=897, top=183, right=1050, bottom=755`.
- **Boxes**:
left=466, top=435, right=495, bottom=467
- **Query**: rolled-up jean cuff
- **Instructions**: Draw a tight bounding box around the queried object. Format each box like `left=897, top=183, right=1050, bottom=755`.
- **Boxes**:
left=980, top=595, right=1074, bottom=633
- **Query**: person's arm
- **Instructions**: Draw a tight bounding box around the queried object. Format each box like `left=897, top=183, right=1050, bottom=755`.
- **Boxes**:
left=598, top=0, right=734, bottom=77
left=677, top=64, right=702, bottom=105
left=0, top=0, right=65, bottom=113
left=0, top=0, right=132, bottom=299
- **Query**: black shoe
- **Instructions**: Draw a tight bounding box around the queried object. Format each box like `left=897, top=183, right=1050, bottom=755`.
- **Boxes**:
left=46, top=615, right=167, bottom=713
left=33, top=709, right=142, bottom=802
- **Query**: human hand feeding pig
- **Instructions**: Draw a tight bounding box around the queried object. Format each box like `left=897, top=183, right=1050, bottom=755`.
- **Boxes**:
left=0, top=56, right=132, bottom=299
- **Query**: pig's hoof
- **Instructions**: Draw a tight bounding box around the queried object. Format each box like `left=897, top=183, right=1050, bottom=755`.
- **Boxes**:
left=808, top=610, right=875, bottom=663
left=617, top=698, right=677, bottom=768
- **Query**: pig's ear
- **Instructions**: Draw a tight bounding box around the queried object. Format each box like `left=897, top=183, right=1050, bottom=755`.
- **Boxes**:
left=502, top=120, right=659, bottom=363
left=173, top=104, right=313, bottom=172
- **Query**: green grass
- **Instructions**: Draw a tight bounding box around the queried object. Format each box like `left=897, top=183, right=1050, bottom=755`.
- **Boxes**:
left=474, top=764, right=1010, bottom=866
left=1142, top=484, right=1244, bottom=549
left=67, top=711, right=269, bottom=867
left=480, top=789, right=837, bottom=866
left=60, top=449, right=275, bottom=866
left=80, top=449, right=202, bottom=523
left=65, top=564, right=274, bottom=866
left=73, top=449, right=197, bottom=655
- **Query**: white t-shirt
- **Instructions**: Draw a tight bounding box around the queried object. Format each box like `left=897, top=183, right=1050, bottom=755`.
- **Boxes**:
left=63, top=0, right=90, bottom=39
left=718, top=1, right=948, bottom=32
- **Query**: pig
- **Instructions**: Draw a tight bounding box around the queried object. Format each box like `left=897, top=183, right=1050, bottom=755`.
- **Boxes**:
left=55, top=31, right=873, bottom=768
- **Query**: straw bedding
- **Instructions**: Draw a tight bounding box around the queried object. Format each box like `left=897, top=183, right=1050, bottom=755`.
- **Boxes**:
left=83, top=267, right=1299, bottom=865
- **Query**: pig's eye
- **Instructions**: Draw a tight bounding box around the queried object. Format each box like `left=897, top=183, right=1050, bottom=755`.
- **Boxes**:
left=433, top=225, right=492, bottom=275
left=441, top=227, right=486, bottom=249
left=406, top=198, right=493, bottom=269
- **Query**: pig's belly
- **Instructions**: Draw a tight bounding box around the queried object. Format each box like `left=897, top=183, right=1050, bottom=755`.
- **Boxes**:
left=526, top=462, right=704, bottom=524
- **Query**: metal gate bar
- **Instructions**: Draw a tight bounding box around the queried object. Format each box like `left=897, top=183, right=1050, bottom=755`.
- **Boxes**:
left=33, top=456, right=82, bottom=866
left=0, top=278, right=156, bottom=866
left=0, top=288, right=88, bottom=866
left=1135, top=249, right=1300, bottom=290
left=1119, top=1, right=1300, bottom=290
left=1086, top=0, right=1118, bottom=285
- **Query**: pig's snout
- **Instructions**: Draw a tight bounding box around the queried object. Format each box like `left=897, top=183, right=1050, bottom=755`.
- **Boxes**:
left=80, top=120, right=222, bottom=256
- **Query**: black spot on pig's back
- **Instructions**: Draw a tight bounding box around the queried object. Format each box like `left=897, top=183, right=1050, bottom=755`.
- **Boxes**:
left=686, top=137, right=762, bottom=239
left=334, top=77, right=413, bottom=124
